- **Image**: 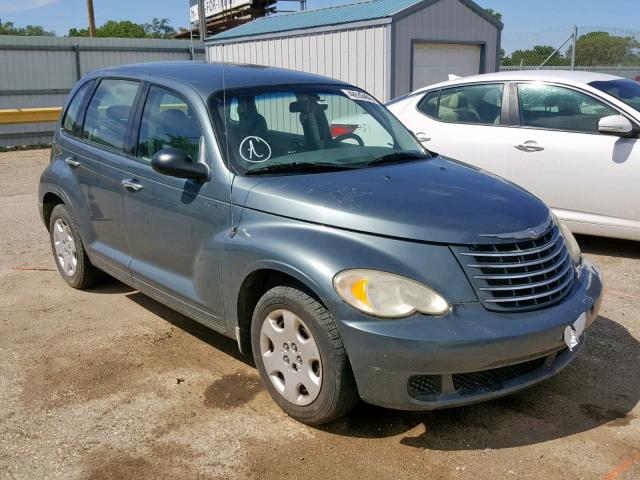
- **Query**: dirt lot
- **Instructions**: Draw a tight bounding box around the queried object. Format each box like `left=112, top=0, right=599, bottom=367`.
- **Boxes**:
left=0, top=148, right=638, bottom=480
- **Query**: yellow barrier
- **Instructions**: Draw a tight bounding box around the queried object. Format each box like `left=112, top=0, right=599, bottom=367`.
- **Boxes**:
left=0, top=107, right=62, bottom=125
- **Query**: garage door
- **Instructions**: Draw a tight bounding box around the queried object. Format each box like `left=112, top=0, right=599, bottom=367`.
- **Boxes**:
left=412, top=43, right=481, bottom=90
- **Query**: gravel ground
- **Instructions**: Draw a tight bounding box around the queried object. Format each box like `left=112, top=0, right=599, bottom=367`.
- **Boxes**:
left=1, top=149, right=638, bottom=480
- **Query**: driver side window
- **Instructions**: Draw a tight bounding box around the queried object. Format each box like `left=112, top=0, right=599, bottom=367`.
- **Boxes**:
left=136, top=86, right=202, bottom=163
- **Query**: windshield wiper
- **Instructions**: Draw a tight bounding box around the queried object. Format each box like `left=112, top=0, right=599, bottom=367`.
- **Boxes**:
left=245, top=162, right=358, bottom=176
left=363, top=151, right=431, bottom=167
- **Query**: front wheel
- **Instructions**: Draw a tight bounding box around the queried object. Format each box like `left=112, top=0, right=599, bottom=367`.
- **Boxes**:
left=251, top=285, right=359, bottom=425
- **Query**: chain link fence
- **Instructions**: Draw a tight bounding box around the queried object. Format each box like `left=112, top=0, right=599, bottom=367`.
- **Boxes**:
left=500, top=26, right=640, bottom=80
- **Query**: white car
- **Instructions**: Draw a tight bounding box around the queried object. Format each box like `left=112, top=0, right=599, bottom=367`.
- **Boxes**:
left=386, top=71, right=640, bottom=241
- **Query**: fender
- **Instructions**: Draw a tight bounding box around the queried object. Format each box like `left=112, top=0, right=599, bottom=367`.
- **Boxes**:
left=221, top=207, right=477, bottom=333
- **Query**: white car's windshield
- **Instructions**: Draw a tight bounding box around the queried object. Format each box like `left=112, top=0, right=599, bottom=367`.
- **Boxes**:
left=209, top=85, right=427, bottom=175
left=590, top=79, right=640, bottom=113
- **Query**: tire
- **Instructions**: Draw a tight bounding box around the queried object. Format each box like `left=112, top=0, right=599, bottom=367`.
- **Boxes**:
left=251, top=285, right=359, bottom=425
left=49, top=204, right=104, bottom=289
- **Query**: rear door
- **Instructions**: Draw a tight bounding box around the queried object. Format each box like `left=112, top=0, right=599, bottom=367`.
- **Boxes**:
left=506, top=82, right=640, bottom=232
left=120, top=84, right=228, bottom=330
left=398, top=83, right=510, bottom=177
left=57, top=78, right=141, bottom=280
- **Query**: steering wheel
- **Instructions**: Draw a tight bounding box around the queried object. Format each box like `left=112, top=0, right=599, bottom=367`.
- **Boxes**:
left=332, top=133, right=364, bottom=146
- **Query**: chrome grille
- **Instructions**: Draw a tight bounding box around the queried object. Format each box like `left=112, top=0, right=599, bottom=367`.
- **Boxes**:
left=454, top=225, right=575, bottom=312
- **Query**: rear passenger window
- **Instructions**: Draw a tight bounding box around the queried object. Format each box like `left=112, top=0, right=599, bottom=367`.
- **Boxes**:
left=62, top=81, right=93, bottom=137
left=82, top=79, right=139, bottom=150
left=136, top=86, right=202, bottom=162
left=517, top=83, right=618, bottom=133
left=418, top=84, right=504, bottom=126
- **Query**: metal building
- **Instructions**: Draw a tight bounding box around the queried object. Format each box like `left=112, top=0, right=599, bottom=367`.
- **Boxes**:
left=206, top=0, right=502, bottom=102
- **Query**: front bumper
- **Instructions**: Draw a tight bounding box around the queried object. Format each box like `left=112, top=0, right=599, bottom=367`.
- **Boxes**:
left=332, top=258, right=603, bottom=410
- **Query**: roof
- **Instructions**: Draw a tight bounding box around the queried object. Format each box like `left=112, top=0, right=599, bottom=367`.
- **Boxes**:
left=85, top=61, right=348, bottom=97
left=208, top=0, right=501, bottom=42
left=410, top=69, right=627, bottom=95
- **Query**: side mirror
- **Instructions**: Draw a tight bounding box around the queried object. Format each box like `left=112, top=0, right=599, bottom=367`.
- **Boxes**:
left=598, top=115, right=636, bottom=138
left=151, top=147, right=209, bottom=181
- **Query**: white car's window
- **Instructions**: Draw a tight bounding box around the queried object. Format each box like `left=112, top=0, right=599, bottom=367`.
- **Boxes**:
left=417, top=84, right=504, bottom=126
left=82, top=79, right=139, bottom=151
left=517, top=83, right=618, bottom=134
left=136, top=86, right=202, bottom=163
left=590, top=79, right=640, bottom=114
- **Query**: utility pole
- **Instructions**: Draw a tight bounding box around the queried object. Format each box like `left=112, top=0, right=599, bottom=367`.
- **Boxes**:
left=86, top=0, right=96, bottom=37
left=571, top=25, right=577, bottom=70
left=198, top=0, right=206, bottom=41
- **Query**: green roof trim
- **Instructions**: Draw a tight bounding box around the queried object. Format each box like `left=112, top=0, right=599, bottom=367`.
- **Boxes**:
left=208, top=0, right=501, bottom=42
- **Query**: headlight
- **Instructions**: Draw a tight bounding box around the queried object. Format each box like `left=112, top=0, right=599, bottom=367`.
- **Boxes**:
left=555, top=216, right=581, bottom=264
left=333, top=269, right=449, bottom=318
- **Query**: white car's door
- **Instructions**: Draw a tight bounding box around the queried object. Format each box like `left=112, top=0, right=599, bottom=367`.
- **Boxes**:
left=506, top=82, right=640, bottom=238
left=391, top=83, right=510, bottom=177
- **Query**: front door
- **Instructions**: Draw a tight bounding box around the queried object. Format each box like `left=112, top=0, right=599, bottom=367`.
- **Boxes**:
left=120, top=85, right=228, bottom=330
left=507, top=82, right=640, bottom=232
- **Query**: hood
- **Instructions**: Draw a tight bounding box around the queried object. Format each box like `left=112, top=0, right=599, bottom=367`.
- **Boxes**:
left=235, top=157, right=550, bottom=245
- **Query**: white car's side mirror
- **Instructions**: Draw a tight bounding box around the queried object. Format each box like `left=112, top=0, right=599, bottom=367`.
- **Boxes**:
left=598, top=115, right=636, bottom=137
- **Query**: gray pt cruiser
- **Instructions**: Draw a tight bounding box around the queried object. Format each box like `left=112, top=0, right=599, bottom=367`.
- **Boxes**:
left=39, top=62, right=603, bottom=425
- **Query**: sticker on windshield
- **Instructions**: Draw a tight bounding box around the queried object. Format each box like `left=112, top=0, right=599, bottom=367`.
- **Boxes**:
left=342, top=89, right=376, bottom=103
left=239, top=136, right=272, bottom=163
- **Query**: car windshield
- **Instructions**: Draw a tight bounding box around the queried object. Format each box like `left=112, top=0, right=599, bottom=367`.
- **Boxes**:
left=589, top=79, right=640, bottom=113
left=209, top=85, right=428, bottom=176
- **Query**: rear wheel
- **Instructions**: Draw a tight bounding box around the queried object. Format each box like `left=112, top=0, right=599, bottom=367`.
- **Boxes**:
left=251, top=285, right=359, bottom=425
left=49, top=204, right=103, bottom=289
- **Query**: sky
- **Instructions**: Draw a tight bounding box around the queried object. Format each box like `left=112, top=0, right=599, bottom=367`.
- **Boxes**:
left=0, top=0, right=638, bottom=52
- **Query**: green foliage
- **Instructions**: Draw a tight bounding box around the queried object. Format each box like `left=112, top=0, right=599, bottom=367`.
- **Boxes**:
left=502, top=45, right=570, bottom=67
left=144, top=18, right=176, bottom=39
left=483, top=8, right=502, bottom=23
left=68, top=18, right=176, bottom=39
left=0, top=18, right=54, bottom=36
left=570, top=31, right=640, bottom=66
left=69, top=20, right=146, bottom=38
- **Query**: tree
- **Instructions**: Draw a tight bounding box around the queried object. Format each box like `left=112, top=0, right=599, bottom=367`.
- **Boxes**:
left=69, top=20, right=146, bottom=38
left=144, top=18, right=176, bottom=39
left=68, top=18, right=176, bottom=39
left=484, top=8, right=502, bottom=24
left=502, top=45, right=569, bottom=67
left=570, top=31, right=640, bottom=66
left=0, top=19, right=54, bottom=36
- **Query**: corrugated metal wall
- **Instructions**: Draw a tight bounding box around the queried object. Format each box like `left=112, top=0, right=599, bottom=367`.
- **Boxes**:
left=393, top=0, right=499, bottom=97
left=0, top=36, right=205, bottom=147
left=207, top=25, right=390, bottom=102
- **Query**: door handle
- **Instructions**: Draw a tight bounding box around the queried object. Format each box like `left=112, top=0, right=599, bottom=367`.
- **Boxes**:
left=515, top=143, right=544, bottom=153
left=64, top=156, right=81, bottom=168
left=415, top=132, right=431, bottom=142
left=121, top=179, right=144, bottom=192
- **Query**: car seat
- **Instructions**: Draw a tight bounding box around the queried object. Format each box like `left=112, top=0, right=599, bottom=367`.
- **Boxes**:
left=237, top=98, right=268, bottom=140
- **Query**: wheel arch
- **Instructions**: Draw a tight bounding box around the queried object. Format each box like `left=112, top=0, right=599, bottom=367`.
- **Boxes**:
left=42, top=192, right=66, bottom=231
left=234, top=263, right=327, bottom=355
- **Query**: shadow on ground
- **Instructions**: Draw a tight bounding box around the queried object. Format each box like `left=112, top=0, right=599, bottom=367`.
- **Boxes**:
left=85, top=236, right=638, bottom=451
left=577, top=234, right=639, bottom=259
left=320, top=315, right=638, bottom=450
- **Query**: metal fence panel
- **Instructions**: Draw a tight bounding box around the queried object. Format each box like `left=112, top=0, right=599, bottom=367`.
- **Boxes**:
left=0, top=35, right=205, bottom=147
left=500, top=26, right=640, bottom=78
